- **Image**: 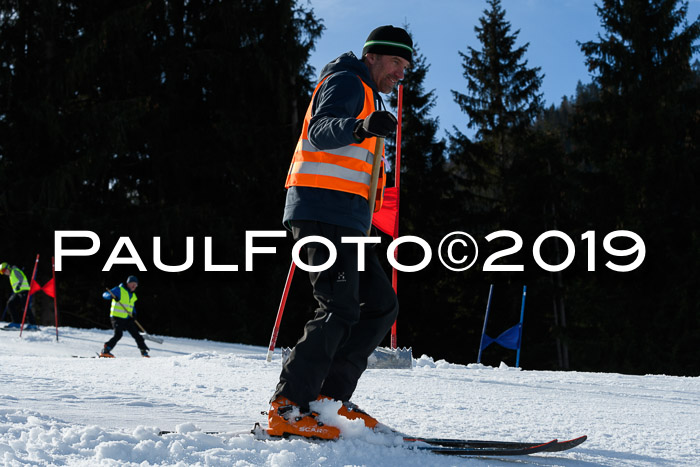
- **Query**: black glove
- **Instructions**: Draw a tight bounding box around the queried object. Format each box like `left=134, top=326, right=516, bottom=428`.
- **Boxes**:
left=354, top=111, right=397, bottom=140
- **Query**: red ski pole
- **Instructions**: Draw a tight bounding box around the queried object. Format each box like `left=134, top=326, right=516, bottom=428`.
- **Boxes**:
left=52, top=257, right=59, bottom=341
left=266, top=260, right=296, bottom=362
left=390, top=84, right=404, bottom=349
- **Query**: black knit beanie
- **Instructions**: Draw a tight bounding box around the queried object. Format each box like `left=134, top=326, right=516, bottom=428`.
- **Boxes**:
left=362, top=25, right=413, bottom=65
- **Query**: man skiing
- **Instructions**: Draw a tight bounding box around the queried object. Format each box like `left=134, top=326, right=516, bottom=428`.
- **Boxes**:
left=268, top=25, right=412, bottom=439
left=1, top=262, right=38, bottom=330
left=100, top=275, right=149, bottom=358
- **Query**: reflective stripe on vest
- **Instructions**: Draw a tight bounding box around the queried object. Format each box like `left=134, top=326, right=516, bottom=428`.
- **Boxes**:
left=9, top=268, right=30, bottom=293
left=285, top=74, right=385, bottom=212
left=110, top=286, right=137, bottom=318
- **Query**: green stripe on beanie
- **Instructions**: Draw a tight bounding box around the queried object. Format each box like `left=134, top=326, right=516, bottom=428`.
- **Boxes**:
left=363, top=40, right=413, bottom=53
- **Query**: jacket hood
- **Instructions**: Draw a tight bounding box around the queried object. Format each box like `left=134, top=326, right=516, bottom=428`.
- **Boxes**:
left=318, top=52, right=377, bottom=93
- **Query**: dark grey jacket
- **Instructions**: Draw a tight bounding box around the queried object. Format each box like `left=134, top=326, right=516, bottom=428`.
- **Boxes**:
left=283, top=52, right=384, bottom=234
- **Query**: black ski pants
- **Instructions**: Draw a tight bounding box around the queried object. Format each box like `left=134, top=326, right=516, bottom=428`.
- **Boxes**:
left=6, top=292, right=36, bottom=325
left=274, top=220, right=399, bottom=409
left=105, top=317, right=148, bottom=351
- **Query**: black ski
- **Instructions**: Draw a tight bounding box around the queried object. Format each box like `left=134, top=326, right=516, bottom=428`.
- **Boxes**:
left=249, top=423, right=563, bottom=456
left=402, top=434, right=587, bottom=453
left=409, top=439, right=557, bottom=456
left=159, top=424, right=585, bottom=457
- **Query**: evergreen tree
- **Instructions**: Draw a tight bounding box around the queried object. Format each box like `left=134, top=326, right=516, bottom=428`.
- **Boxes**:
left=448, top=0, right=544, bottom=222
left=450, top=0, right=614, bottom=370
left=0, top=0, right=324, bottom=342
left=572, top=0, right=700, bottom=374
left=446, top=1, right=546, bottom=367
left=452, top=0, right=543, bottom=146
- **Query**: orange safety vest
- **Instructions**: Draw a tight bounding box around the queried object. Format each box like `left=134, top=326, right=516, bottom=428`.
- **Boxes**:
left=285, top=75, right=385, bottom=212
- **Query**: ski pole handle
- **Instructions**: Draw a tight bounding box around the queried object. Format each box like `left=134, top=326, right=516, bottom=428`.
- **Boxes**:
left=366, top=137, right=385, bottom=235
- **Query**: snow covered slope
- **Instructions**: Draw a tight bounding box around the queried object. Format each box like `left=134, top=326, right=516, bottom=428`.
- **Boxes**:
left=1, top=326, right=698, bottom=466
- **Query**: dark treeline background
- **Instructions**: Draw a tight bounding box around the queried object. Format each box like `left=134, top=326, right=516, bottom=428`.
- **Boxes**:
left=1, top=0, right=698, bottom=376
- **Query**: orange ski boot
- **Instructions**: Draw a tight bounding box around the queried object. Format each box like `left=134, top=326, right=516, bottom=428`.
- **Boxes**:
left=99, top=347, right=115, bottom=358
left=268, top=396, right=340, bottom=440
left=317, top=396, right=379, bottom=430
